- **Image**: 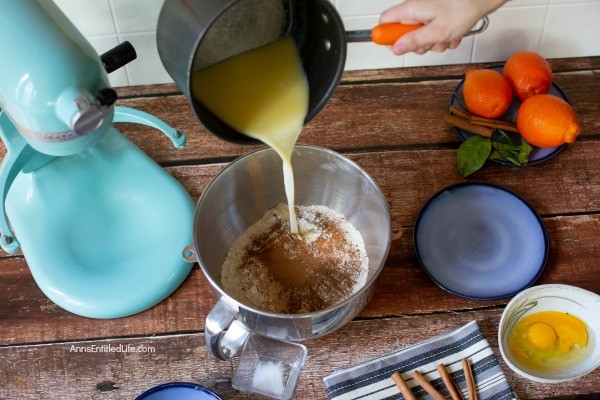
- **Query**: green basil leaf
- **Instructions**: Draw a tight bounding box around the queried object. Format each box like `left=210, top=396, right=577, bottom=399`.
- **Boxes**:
left=489, top=150, right=504, bottom=160
left=518, top=140, right=533, bottom=165
left=492, top=141, right=517, bottom=151
left=497, top=129, right=522, bottom=146
left=499, top=148, right=523, bottom=165
left=503, top=155, right=521, bottom=166
left=457, top=136, right=492, bottom=177
left=497, top=129, right=511, bottom=143
left=489, top=148, right=522, bottom=165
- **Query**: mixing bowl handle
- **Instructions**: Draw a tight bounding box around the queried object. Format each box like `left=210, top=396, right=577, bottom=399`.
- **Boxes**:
left=205, top=298, right=251, bottom=361
left=181, top=244, right=252, bottom=361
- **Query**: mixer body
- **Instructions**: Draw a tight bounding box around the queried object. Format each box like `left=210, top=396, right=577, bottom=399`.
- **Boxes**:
left=3, top=117, right=195, bottom=318
left=0, top=0, right=196, bottom=318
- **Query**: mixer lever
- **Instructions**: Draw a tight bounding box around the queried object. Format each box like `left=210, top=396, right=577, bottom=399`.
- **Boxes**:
left=100, top=41, right=137, bottom=74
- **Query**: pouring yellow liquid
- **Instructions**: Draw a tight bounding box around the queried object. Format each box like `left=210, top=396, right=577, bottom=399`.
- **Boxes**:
left=192, top=37, right=308, bottom=233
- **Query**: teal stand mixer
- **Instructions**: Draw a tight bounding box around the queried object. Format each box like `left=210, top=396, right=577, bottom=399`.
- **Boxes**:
left=0, top=0, right=195, bottom=318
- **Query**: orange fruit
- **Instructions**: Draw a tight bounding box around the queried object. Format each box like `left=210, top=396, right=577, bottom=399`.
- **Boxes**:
left=503, top=51, right=552, bottom=101
left=516, top=94, right=581, bottom=148
left=463, top=69, right=513, bottom=119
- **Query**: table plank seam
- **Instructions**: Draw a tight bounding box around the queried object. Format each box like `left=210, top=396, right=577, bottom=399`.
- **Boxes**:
left=354, top=304, right=507, bottom=322
left=0, top=330, right=204, bottom=349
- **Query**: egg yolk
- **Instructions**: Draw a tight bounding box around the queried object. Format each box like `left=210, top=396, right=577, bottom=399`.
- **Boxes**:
left=508, top=311, right=589, bottom=372
left=527, top=322, right=557, bottom=350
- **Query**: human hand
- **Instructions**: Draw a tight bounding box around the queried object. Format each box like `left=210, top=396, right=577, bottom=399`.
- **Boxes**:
left=379, top=0, right=507, bottom=55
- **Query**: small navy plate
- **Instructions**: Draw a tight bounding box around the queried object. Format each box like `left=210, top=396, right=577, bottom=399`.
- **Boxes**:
left=414, top=183, right=549, bottom=300
left=450, top=66, right=569, bottom=166
left=136, top=382, right=222, bottom=400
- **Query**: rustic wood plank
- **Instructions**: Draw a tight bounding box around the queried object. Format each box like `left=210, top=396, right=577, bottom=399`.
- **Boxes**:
left=111, top=69, right=600, bottom=165
left=116, top=83, right=180, bottom=98
left=113, top=57, right=600, bottom=97
left=1, top=68, right=596, bottom=165
left=2, top=142, right=600, bottom=344
left=3, top=129, right=600, bottom=250
left=0, top=258, right=209, bottom=344
left=0, top=211, right=598, bottom=346
left=339, top=56, right=600, bottom=83
left=2, top=86, right=596, bottom=254
left=169, top=140, right=600, bottom=226
left=1, top=308, right=598, bottom=399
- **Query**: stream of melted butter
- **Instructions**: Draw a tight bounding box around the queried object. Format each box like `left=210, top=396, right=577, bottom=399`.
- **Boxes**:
left=192, top=37, right=308, bottom=233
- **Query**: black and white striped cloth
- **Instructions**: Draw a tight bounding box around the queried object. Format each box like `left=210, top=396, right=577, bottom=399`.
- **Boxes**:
left=323, top=321, right=516, bottom=400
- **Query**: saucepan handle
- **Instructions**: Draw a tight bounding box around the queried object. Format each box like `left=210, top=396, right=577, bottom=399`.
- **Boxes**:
left=205, top=298, right=251, bottom=361
left=346, top=16, right=489, bottom=44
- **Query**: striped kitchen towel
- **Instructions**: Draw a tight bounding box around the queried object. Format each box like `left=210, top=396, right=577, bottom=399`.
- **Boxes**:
left=323, top=320, right=516, bottom=400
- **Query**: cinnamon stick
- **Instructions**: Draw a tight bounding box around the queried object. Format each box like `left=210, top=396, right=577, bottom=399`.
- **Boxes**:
left=462, top=358, right=478, bottom=400
left=436, top=364, right=463, bottom=400
left=412, top=370, right=446, bottom=400
left=390, top=372, right=417, bottom=400
left=444, top=114, right=494, bottom=138
left=449, top=105, right=472, bottom=120
left=449, top=105, right=519, bottom=133
left=470, top=115, right=519, bottom=132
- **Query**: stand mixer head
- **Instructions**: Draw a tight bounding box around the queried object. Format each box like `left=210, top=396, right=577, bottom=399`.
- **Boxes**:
left=0, top=0, right=123, bottom=156
left=0, top=0, right=136, bottom=253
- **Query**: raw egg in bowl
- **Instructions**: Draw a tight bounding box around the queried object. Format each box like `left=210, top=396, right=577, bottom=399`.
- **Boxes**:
left=499, top=284, right=600, bottom=382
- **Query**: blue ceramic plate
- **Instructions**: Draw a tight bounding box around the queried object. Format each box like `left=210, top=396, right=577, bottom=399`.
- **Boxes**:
left=136, top=382, right=222, bottom=400
left=450, top=66, right=569, bottom=166
left=413, top=183, right=549, bottom=300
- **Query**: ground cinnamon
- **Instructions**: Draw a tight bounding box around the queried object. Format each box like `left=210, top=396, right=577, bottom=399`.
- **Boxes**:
left=251, top=223, right=357, bottom=312
left=221, top=205, right=369, bottom=314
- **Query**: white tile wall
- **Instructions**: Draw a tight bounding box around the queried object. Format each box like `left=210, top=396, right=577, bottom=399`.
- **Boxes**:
left=54, top=0, right=116, bottom=36
left=540, top=2, right=600, bottom=58
left=471, top=6, right=548, bottom=63
left=109, top=0, right=164, bottom=33
left=53, top=0, right=600, bottom=87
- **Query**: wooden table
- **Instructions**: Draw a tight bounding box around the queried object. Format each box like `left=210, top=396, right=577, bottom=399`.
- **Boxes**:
left=1, top=57, right=599, bottom=399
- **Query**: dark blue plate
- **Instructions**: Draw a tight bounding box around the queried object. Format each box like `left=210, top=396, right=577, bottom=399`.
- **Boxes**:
left=136, top=382, right=222, bottom=400
left=413, top=182, right=549, bottom=300
left=450, top=65, right=569, bottom=166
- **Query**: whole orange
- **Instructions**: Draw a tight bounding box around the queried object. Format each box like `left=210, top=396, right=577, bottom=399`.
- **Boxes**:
left=503, top=51, right=552, bottom=101
left=463, top=69, right=513, bottom=119
left=516, top=94, right=581, bottom=148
